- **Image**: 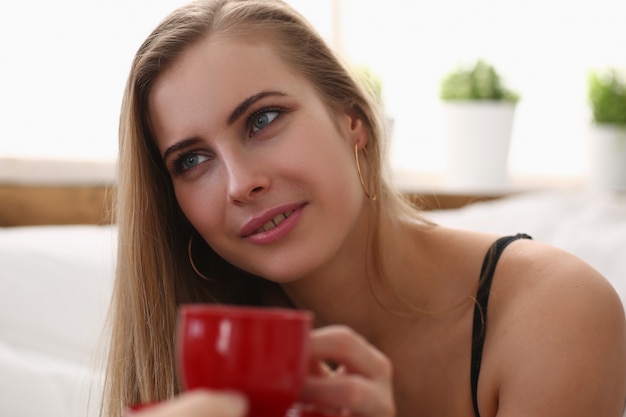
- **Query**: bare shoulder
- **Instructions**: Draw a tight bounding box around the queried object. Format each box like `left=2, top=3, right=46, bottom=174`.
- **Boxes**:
left=492, top=237, right=624, bottom=321
left=494, top=237, right=623, bottom=308
left=483, top=238, right=626, bottom=417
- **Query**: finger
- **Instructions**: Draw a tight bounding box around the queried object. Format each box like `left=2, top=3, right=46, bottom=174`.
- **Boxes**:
left=301, top=375, right=394, bottom=417
left=129, top=390, right=248, bottom=417
left=310, top=326, right=392, bottom=381
left=309, top=358, right=337, bottom=376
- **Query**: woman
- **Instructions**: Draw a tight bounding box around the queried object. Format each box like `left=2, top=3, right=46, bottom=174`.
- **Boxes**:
left=107, top=1, right=626, bottom=416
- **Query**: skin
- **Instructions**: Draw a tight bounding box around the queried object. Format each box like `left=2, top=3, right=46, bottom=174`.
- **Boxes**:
left=150, top=37, right=367, bottom=285
left=148, top=35, right=626, bottom=417
left=126, top=390, right=248, bottom=417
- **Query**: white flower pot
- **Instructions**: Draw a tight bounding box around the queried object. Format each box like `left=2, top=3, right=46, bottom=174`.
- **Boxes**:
left=441, top=101, right=516, bottom=191
left=588, top=124, right=626, bottom=191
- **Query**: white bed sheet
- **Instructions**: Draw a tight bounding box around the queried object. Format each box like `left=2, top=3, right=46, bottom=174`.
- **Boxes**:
left=425, top=189, right=626, bottom=302
left=0, top=190, right=624, bottom=417
left=0, top=225, right=115, bottom=417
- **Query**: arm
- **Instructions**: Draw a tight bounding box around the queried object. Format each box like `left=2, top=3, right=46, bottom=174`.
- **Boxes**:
left=488, top=242, right=626, bottom=417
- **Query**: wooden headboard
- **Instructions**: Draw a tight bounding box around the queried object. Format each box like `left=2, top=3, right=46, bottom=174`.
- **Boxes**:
left=0, top=184, right=501, bottom=227
left=0, top=184, right=113, bottom=227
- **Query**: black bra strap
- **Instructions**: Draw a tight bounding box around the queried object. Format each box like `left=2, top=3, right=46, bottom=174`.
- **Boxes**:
left=471, top=233, right=532, bottom=417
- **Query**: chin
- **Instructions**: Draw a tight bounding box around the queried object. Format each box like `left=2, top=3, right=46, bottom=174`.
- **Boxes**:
left=256, top=267, right=306, bottom=285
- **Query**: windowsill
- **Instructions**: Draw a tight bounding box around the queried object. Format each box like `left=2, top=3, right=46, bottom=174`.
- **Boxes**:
left=0, top=157, right=593, bottom=225
left=0, top=157, right=586, bottom=194
left=0, top=157, right=116, bottom=186
left=392, top=169, right=586, bottom=195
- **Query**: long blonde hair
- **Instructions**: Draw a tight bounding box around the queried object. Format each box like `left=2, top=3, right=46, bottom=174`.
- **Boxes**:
left=103, top=0, right=420, bottom=415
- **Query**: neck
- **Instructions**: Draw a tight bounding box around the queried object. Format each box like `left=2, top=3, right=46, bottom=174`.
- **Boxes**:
left=280, top=208, right=428, bottom=344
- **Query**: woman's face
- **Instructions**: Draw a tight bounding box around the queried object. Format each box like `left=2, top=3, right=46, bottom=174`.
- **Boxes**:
left=149, top=36, right=369, bottom=283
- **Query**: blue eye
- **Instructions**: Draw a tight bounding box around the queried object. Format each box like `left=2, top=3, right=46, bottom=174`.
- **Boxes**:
left=183, top=154, right=201, bottom=169
left=250, top=110, right=280, bottom=134
left=174, top=152, right=211, bottom=173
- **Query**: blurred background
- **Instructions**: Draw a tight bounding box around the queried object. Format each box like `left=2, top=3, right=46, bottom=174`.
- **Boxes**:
left=1, top=0, right=625, bottom=181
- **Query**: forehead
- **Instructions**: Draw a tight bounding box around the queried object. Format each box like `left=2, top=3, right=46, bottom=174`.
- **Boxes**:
left=147, top=36, right=309, bottom=145
left=151, top=36, right=301, bottom=109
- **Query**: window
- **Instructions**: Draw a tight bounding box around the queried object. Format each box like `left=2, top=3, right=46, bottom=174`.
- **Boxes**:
left=333, top=0, right=626, bottom=177
left=2, top=0, right=625, bottom=181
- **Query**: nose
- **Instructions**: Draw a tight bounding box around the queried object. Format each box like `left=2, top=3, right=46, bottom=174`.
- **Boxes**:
left=223, top=151, right=270, bottom=205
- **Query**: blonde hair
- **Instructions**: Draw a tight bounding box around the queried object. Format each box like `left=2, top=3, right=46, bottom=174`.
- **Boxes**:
left=103, top=0, right=422, bottom=415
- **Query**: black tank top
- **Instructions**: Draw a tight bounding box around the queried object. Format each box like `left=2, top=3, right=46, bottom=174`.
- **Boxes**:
left=471, top=233, right=532, bottom=417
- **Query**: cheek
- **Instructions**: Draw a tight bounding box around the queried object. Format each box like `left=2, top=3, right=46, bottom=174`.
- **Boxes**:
left=314, top=137, right=358, bottom=189
left=174, top=184, right=223, bottom=234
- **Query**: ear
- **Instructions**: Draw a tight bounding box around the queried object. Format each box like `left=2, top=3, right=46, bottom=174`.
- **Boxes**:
left=345, top=112, right=368, bottom=149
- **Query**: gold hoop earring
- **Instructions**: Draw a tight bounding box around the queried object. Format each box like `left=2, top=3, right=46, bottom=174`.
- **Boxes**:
left=354, top=144, right=377, bottom=201
left=188, top=234, right=212, bottom=281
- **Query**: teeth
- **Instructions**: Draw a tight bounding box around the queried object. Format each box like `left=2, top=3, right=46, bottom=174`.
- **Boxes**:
left=255, top=210, right=294, bottom=234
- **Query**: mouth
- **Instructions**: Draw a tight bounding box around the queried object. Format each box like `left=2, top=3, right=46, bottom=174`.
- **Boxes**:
left=253, top=209, right=295, bottom=234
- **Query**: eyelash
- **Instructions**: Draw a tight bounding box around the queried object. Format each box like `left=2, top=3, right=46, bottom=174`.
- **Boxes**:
left=170, top=106, right=285, bottom=175
left=246, top=106, right=283, bottom=136
left=171, top=151, right=212, bottom=175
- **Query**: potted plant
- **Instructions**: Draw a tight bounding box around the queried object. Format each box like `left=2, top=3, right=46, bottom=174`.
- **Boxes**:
left=354, top=64, right=384, bottom=106
left=439, top=59, right=520, bottom=190
left=353, top=64, right=394, bottom=141
left=587, top=67, right=626, bottom=191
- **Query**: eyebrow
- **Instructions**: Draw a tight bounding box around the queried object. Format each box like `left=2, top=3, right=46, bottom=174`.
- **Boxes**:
left=227, top=90, right=287, bottom=125
left=162, top=90, right=287, bottom=161
left=163, top=137, right=203, bottom=162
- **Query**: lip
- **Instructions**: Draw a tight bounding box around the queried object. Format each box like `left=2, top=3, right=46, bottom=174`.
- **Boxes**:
left=240, top=202, right=306, bottom=243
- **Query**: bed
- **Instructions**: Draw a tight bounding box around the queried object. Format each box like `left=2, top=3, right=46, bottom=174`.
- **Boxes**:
left=1, top=188, right=625, bottom=417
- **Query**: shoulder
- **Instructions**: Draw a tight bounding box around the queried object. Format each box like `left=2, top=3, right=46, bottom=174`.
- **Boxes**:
left=492, top=237, right=622, bottom=317
left=482, top=238, right=626, bottom=416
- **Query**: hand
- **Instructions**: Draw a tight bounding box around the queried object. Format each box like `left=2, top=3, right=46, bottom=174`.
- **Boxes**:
left=126, top=390, right=248, bottom=417
left=299, top=325, right=396, bottom=417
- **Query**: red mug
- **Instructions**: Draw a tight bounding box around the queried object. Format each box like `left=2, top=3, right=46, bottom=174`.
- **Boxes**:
left=176, top=304, right=313, bottom=417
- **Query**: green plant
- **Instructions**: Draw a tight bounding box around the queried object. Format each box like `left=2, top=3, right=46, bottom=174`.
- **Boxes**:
left=440, top=59, right=519, bottom=102
left=354, top=65, right=384, bottom=106
left=588, top=68, right=626, bottom=125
